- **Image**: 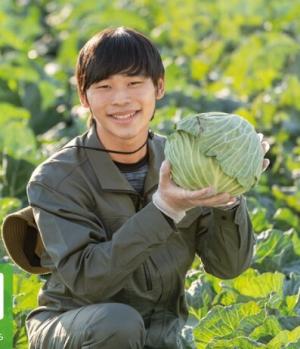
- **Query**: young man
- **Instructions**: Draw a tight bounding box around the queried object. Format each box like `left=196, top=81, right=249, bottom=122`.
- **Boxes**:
left=9, top=27, right=268, bottom=348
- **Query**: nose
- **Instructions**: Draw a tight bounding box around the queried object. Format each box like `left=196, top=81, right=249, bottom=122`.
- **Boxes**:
left=111, top=88, right=131, bottom=105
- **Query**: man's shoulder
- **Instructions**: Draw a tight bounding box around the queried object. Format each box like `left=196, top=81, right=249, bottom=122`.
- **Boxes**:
left=152, top=131, right=167, bottom=146
left=28, top=132, right=88, bottom=189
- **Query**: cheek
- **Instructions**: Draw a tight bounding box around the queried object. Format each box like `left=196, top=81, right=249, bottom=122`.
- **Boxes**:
left=89, top=98, right=108, bottom=113
left=137, top=89, right=156, bottom=105
left=86, top=90, right=108, bottom=106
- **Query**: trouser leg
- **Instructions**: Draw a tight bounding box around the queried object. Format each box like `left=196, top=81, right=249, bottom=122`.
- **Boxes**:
left=26, top=303, right=146, bottom=349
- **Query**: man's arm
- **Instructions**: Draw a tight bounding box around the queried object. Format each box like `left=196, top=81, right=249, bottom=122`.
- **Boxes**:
left=27, top=180, right=175, bottom=302
left=195, top=196, right=255, bottom=279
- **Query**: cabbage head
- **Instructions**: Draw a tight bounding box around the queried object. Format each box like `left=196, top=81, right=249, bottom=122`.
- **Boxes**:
left=164, top=112, right=264, bottom=196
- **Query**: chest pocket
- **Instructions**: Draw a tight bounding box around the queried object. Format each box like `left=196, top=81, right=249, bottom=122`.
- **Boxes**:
left=124, top=258, right=163, bottom=317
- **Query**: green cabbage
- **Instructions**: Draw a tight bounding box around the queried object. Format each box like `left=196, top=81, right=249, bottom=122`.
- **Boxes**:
left=164, top=112, right=264, bottom=196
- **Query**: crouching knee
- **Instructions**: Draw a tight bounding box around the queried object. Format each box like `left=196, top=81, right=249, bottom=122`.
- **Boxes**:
left=84, top=303, right=146, bottom=348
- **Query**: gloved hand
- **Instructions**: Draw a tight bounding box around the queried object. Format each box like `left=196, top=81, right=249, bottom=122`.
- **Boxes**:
left=152, top=160, right=237, bottom=223
left=258, top=133, right=270, bottom=171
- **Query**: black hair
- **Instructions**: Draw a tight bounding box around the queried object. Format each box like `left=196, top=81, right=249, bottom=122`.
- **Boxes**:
left=76, top=27, right=165, bottom=126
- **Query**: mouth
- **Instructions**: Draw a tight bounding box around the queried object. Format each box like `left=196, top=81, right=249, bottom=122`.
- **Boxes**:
left=109, top=110, right=140, bottom=122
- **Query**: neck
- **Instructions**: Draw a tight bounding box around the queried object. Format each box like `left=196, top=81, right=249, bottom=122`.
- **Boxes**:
left=110, top=146, right=147, bottom=163
left=96, top=127, right=149, bottom=164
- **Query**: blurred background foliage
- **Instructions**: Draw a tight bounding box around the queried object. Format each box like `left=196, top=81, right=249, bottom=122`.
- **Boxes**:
left=0, top=0, right=300, bottom=348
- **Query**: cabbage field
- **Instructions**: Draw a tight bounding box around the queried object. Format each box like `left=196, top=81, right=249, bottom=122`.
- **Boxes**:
left=0, top=0, right=300, bottom=348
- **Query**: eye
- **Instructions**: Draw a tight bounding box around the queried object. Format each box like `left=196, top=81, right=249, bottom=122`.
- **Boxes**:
left=129, top=80, right=143, bottom=86
left=97, top=84, right=110, bottom=89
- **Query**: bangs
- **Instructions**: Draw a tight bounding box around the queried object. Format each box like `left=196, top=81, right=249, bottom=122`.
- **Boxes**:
left=92, top=34, right=151, bottom=79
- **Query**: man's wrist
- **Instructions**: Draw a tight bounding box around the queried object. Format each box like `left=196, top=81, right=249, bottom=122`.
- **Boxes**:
left=152, top=191, right=186, bottom=224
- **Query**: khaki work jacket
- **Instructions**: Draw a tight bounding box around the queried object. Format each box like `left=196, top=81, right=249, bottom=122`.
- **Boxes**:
left=26, top=123, right=255, bottom=348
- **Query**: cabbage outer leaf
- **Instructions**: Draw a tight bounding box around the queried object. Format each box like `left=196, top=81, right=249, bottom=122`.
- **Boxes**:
left=165, top=112, right=264, bottom=194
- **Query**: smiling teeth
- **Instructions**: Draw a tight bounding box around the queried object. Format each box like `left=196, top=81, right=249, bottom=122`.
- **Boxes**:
left=112, top=112, right=136, bottom=119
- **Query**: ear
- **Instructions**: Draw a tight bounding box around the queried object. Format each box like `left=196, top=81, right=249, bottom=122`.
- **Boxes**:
left=156, top=78, right=165, bottom=100
left=79, top=92, right=90, bottom=108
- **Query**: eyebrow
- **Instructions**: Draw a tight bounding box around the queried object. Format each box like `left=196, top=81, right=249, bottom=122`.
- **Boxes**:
left=95, top=74, right=147, bottom=82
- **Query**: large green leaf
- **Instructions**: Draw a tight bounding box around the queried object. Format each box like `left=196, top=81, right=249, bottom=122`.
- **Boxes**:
left=0, top=197, right=21, bottom=225
left=253, top=229, right=300, bottom=273
left=193, top=301, right=265, bottom=348
left=279, top=317, right=300, bottom=331
left=272, top=186, right=300, bottom=213
left=207, top=336, right=266, bottom=348
left=250, top=316, right=282, bottom=342
left=0, top=121, right=37, bottom=160
left=13, top=273, right=44, bottom=349
left=225, top=32, right=299, bottom=95
left=249, top=207, right=273, bottom=233
left=186, top=275, right=216, bottom=310
left=279, top=76, right=300, bottom=111
left=284, top=339, right=300, bottom=348
left=0, top=120, right=42, bottom=199
left=228, top=269, right=285, bottom=298
left=267, top=326, right=300, bottom=349
left=273, top=208, right=300, bottom=232
left=0, top=103, right=30, bottom=125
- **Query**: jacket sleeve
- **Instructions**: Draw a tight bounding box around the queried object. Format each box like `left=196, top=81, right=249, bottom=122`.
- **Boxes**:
left=195, top=196, right=255, bottom=279
left=27, top=181, right=174, bottom=302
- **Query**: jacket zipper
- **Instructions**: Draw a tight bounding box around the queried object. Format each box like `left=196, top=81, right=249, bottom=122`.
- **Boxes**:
left=143, top=261, right=153, bottom=291
left=139, top=194, right=154, bottom=291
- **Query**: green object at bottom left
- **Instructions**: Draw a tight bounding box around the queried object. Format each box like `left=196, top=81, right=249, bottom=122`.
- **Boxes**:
left=0, top=264, right=13, bottom=349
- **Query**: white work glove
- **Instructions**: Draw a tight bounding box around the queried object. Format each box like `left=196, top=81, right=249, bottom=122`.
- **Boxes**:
left=152, top=160, right=238, bottom=223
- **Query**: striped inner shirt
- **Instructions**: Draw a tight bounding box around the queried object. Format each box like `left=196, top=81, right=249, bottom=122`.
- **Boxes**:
left=114, top=154, right=148, bottom=194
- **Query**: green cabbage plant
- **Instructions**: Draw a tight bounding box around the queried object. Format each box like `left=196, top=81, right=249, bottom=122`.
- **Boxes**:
left=164, top=112, right=264, bottom=196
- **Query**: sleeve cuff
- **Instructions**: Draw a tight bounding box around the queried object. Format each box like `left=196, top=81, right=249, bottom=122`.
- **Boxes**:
left=152, top=191, right=186, bottom=224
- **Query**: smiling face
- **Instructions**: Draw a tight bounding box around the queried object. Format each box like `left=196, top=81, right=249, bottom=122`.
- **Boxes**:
left=76, top=27, right=165, bottom=162
left=80, top=74, right=164, bottom=151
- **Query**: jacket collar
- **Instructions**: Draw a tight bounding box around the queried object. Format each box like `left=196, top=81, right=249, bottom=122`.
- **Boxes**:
left=82, top=123, right=165, bottom=195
